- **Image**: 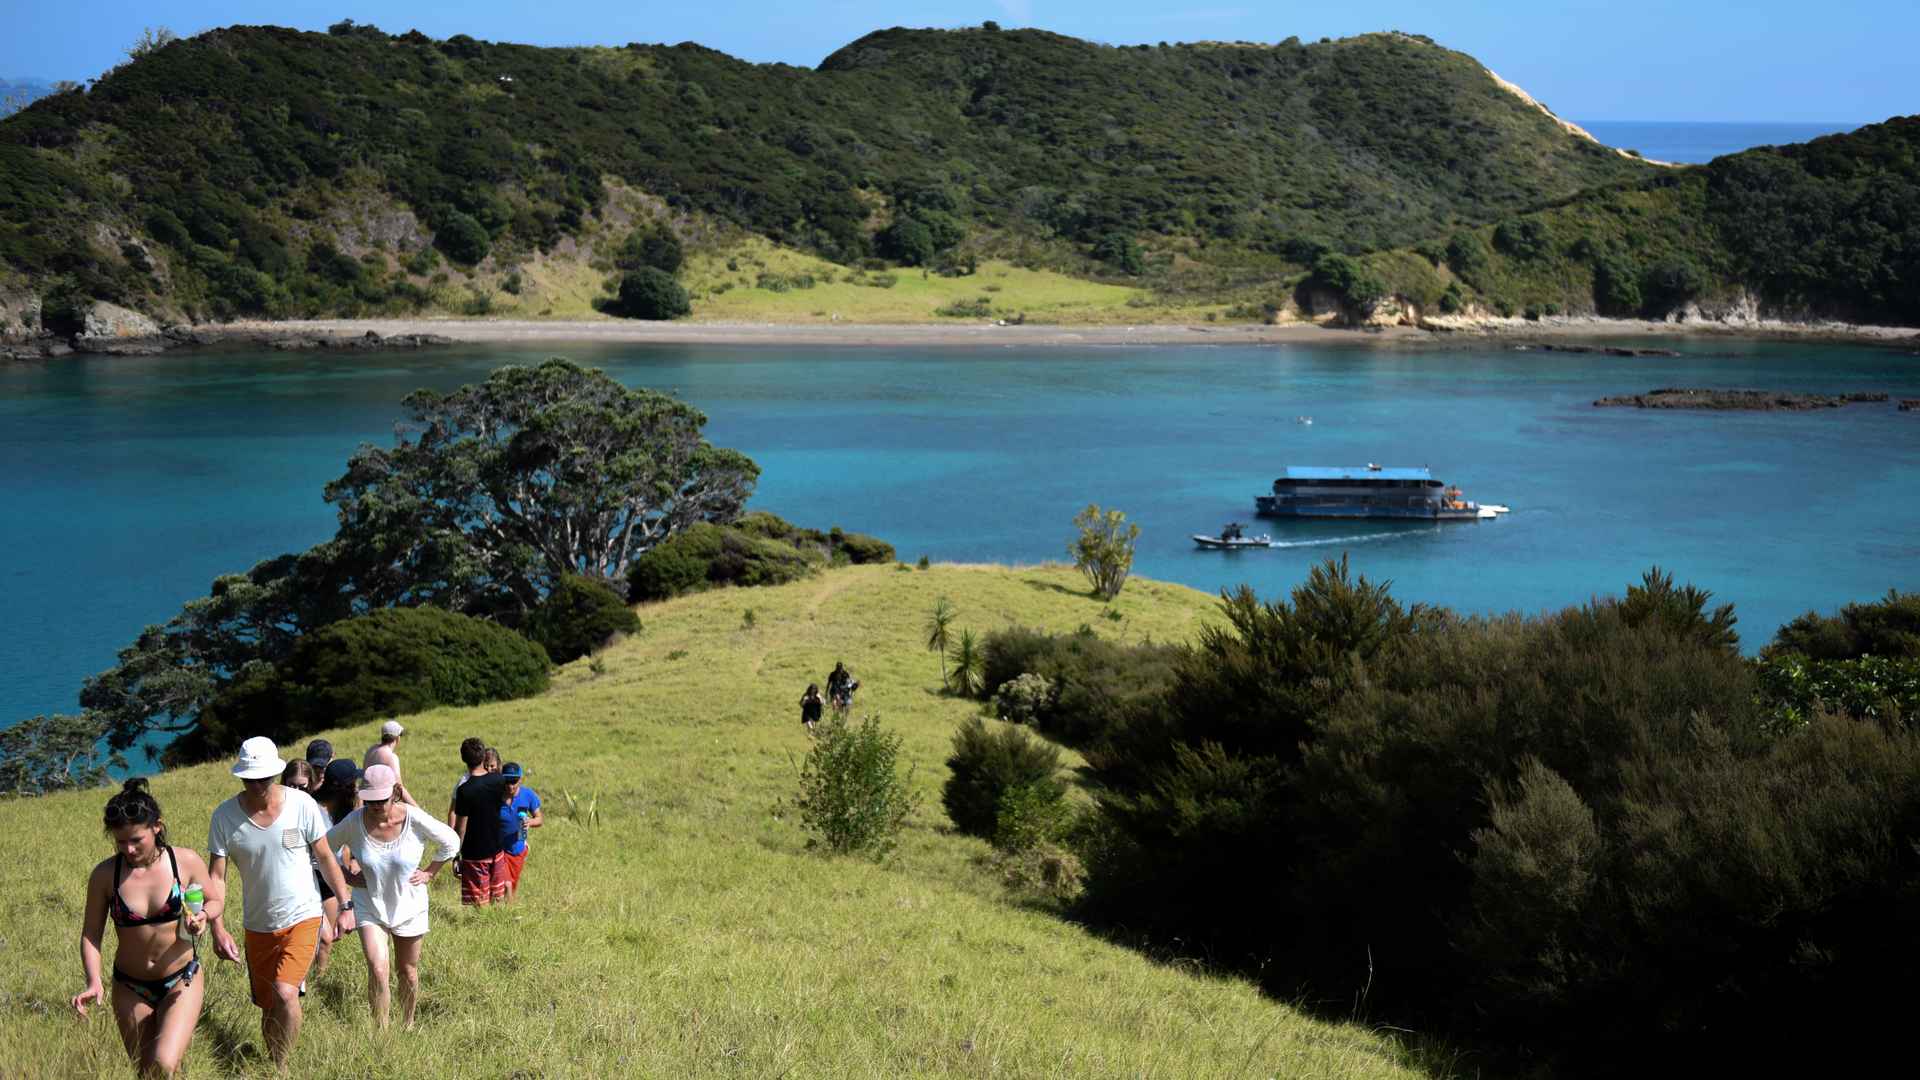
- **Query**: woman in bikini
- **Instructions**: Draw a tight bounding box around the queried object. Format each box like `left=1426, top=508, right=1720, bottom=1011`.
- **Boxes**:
left=72, top=778, right=222, bottom=1079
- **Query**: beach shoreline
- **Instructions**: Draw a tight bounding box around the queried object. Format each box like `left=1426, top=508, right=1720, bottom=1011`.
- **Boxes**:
left=11, top=314, right=1917, bottom=359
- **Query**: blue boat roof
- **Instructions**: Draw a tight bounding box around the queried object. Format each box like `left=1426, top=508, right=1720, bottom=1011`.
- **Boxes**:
left=1279, top=466, right=1434, bottom=481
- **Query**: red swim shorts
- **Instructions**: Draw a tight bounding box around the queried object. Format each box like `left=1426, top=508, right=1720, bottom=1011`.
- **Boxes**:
left=458, top=853, right=510, bottom=906
left=244, top=917, right=321, bottom=1009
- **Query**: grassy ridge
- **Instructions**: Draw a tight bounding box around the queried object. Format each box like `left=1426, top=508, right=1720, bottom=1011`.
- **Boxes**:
left=0, top=564, right=1442, bottom=1078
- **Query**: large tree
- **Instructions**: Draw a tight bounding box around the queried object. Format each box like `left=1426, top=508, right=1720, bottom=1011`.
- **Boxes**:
left=9, top=358, right=757, bottom=776
left=324, top=358, right=758, bottom=614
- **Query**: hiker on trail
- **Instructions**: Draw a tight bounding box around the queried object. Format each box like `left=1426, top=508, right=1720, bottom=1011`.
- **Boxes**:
left=826, top=662, right=858, bottom=713
left=799, top=684, right=825, bottom=733
left=498, top=763, right=543, bottom=902
left=308, top=758, right=363, bottom=980
left=206, top=737, right=358, bottom=1069
left=445, top=738, right=489, bottom=827
left=280, top=760, right=317, bottom=794
left=363, top=720, right=418, bottom=807
left=323, top=764, right=460, bottom=1029
left=304, top=739, right=333, bottom=775
left=73, top=779, right=219, bottom=1079
left=450, top=767, right=513, bottom=907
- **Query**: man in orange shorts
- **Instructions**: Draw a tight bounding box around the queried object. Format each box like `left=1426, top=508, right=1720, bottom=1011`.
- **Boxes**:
left=208, top=737, right=358, bottom=1067
left=450, top=767, right=512, bottom=906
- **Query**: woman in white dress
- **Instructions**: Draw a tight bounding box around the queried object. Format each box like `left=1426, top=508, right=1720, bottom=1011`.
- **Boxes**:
left=323, top=764, right=460, bottom=1029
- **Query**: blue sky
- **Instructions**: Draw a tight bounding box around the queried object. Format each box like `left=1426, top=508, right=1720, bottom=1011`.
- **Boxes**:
left=4, top=1, right=1911, bottom=123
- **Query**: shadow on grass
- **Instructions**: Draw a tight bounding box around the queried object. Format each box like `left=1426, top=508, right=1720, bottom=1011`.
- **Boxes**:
left=1021, top=577, right=1098, bottom=601
left=197, top=1005, right=258, bottom=1073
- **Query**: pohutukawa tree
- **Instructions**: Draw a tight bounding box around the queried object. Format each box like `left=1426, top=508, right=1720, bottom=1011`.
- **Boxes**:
left=324, top=358, right=759, bottom=614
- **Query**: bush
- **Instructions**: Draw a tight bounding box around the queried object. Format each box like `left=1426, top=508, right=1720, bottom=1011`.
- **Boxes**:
left=615, top=267, right=690, bottom=320
left=942, top=716, right=1066, bottom=842
left=182, top=607, right=550, bottom=761
left=1767, top=590, right=1920, bottom=661
left=617, top=221, right=683, bottom=274
left=992, top=673, right=1055, bottom=726
left=435, top=210, right=491, bottom=265
left=523, top=574, right=640, bottom=664
left=1309, top=253, right=1387, bottom=310
left=1092, top=231, right=1144, bottom=275
left=1640, top=256, right=1705, bottom=315
left=626, top=522, right=819, bottom=602
left=797, top=714, right=920, bottom=858
left=1068, top=504, right=1139, bottom=601
left=834, top=529, right=895, bottom=565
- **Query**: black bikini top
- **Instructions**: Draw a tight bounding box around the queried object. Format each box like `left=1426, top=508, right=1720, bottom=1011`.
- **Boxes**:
left=110, top=845, right=184, bottom=929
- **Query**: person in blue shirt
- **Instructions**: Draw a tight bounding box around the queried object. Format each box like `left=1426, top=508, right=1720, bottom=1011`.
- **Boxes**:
left=497, top=763, right=542, bottom=903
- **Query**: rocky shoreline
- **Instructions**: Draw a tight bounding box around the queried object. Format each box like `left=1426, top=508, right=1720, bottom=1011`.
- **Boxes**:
left=1594, top=388, right=1894, bottom=410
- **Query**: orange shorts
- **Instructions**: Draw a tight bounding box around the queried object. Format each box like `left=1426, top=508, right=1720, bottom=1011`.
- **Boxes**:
left=503, top=849, right=527, bottom=889
left=244, top=917, right=321, bottom=1009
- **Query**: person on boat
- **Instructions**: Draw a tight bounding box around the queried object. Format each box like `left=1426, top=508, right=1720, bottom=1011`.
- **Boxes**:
left=73, top=778, right=219, bottom=1080
left=323, top=764, right=460, bottom=1029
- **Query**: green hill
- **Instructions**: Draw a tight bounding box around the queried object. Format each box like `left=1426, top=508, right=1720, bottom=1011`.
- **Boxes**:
left=0, top=21, right=1651, bottom=329
left=0, top=564, right=1449, bottom=1078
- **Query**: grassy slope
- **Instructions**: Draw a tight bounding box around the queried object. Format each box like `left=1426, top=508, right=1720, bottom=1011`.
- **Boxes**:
left=0, top=564, right=1439, bottom=1079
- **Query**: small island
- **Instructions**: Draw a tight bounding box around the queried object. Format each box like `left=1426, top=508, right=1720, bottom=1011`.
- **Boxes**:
left=1594, top=387, right=1891, bottom=410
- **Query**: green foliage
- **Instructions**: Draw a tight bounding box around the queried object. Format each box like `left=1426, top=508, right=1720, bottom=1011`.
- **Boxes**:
left=1639, top=256, right=1705, bottom=314
left=523, top=574, right=641, bottom=664
left=933, top=295, right=994, bottom=317
left=1308, top=253, right=1386, bottom=310
left=0, top=24, right=1655, bottom=319
left=980, top=626, right=1180, bottom=749
left=1092, top=232, right=1144, bottom=275
left=925, top=597, right=957, bottom=683
left=947, top=629, right=986, bottom=697
left=1754, top=652, right=1920, bottom=728
left=435, top=210, right=491, bottom=265
left=992, top=782, right=1075, bottom=854
left=616, top=267, right=691, bottom=319
left=796, top=713, right=920, bottom=859
left=1068, top=504, right=1139, bottom=601
left=626, top=522, right=820, bottom=602
left=1591, top=250, right=1643, bottom=315
left=0, top=713, right=122, bottom=796
left=991, top=672, right=1054, bottom=726
left=1614, top=565, right=1739, bottom=652
left=942, top=715, right=1065, bottom=842
left=1492, top=217, right=1552, bottom=261
left=180, top=607, right=550, bottom=762
left=1767, top=590, right=1920, bottom=661
left=618, top=221, right=684, bottom=274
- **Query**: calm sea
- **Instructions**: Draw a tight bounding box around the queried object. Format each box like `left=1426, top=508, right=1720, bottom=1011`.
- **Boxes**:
left=1575, top=120, right=1865, bottom=164
left=4, top=337, right=1919, bottom=745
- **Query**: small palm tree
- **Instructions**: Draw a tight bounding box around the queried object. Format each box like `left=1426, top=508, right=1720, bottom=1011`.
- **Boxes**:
left=925, top=597, right=957, bottom=683
left=948, top=628, right=986, bottom=698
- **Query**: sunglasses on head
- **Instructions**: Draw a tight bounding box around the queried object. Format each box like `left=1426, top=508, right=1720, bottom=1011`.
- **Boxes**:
left=103, top=803, right=153, bottom=826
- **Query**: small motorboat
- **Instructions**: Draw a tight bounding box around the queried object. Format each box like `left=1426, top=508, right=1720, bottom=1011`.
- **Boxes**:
left=1193, top=522, right=1273, bottom=549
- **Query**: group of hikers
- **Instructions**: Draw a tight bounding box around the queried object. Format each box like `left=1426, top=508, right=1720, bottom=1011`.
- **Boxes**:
left=72, top=723, right=544, bottom=1077
left=798, top=661, right=860, bottom=734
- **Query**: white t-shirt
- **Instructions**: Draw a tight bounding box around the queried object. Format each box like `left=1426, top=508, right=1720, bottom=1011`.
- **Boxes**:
left=326, top=805, right=461, bottom=937
left=207, top=788, right=330, bottom=933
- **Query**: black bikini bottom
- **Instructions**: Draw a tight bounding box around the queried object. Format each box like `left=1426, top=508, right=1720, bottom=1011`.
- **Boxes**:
left=112, top=957, right=200, bottom=1007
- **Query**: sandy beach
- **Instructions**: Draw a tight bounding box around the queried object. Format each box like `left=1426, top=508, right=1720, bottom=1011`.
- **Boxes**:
left=209, top=315, right=1920, bottom=351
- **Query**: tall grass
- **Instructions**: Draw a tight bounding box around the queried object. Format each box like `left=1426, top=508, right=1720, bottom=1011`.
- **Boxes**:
left=0, top=564, right=1440, bottom=1078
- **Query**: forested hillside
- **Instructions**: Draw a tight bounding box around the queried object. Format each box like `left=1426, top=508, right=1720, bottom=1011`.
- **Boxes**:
left=0, top=21, right=1650, bottom=326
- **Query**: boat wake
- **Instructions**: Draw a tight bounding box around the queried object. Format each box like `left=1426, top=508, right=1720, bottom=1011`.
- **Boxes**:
left=1262, top=530, right=1437, bottom=550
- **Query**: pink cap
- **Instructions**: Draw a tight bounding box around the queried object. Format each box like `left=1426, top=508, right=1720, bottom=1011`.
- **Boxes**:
left=359, top=763, right=398, bottom=802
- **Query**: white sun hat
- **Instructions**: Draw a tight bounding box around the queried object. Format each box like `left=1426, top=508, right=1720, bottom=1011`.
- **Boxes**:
left=381, top=719, right=405, bottom=738
left=232, top=736, right=286, bottom=779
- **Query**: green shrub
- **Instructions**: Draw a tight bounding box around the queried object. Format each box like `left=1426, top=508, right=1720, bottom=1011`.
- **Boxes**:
left=797, top=714, right=920, bottom=859
left=436, top=210, right=491, bottom=265
left=1092, top=232, right=1144, bottom=275
left=625, top=522, right=819, bottom=602
left=942, top=716, right=1066, bottom=841
left=834, top=530, right=894, bottom=565
left=1767, top=590, right=1920, bottom=661
left=980, top=628, right=1179, bottom=749
left=992, top=673, right=1055, bottom=726
left=1309, top=253, right=1386, bottom=310
left=615, top=267, right=690, bottom=320
left=617, top=221, right=683, bottom=274
left=1754, top=652, right=1920, bottom=728
left=183, top=607, right=550, bottom=761
left=523, top=574, right=641, bottom=664
left=994, top=782, right=1075, bottom=853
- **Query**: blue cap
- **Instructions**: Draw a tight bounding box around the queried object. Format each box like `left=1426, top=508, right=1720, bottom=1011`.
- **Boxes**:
left=501, top=762, right=523, bottom=780
left=322, top=758, right=361, bottom=790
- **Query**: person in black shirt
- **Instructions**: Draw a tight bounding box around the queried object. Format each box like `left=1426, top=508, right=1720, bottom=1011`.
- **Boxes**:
left=450, top=774, right=511, bottom=907
left=826, top=662, right=857, bottom=714
left=799, top=684, right=824, bottom=734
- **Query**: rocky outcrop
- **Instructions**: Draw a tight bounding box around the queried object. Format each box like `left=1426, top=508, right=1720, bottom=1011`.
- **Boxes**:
left=1594, top=388, right=1891, bottom=411
left=72, top=302, right=166, bottom=354
left=0, top=286, right=41, bottom=343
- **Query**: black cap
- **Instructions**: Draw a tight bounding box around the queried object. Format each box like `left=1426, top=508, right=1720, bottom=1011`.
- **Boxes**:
left=305, top=738, right=333, bottom=765
left=322, top=757, right=360, bottom=790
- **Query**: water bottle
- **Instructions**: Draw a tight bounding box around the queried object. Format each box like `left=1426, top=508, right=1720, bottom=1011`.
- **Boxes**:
left=182, top=883, right=205, bottom=939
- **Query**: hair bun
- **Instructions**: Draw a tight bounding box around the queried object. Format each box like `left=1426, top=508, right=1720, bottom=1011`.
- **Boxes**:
left=121, top=777, right=150, bottom=793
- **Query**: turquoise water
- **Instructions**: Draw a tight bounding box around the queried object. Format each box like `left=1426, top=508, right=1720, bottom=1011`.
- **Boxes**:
left=3, top=339, right=1919, bottom=737
left=1575, top=120, right=1864, bottom=164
